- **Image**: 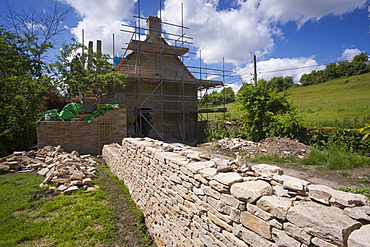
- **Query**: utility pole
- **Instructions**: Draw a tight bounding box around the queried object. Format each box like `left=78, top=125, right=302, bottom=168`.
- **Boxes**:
left=253, top=55, right=257, bottom=85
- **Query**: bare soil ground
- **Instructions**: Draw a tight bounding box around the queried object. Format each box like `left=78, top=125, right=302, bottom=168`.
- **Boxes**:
left=195, top=137, right=370, bottom=189
left=95, top=164, right=154, bottom=247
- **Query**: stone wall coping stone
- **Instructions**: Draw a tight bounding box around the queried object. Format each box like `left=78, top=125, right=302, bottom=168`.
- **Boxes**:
left=213, top=172, right=243, bottom=186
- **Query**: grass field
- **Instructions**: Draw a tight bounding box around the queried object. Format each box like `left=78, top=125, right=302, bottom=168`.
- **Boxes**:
left=200, top=73, right=370, bottom=128
left=290, top=73, right=370, bottom=127
left=0, top=165, right=153, bottom=247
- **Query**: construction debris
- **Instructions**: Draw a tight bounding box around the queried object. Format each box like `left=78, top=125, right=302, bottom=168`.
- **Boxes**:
left=0, top=146, right=99, bottom=193
left=202, top=137, right=310, bottom=159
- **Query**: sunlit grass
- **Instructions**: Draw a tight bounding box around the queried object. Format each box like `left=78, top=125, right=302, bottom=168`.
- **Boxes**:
left=300, top=145, right=370, bottom=170
left=0, top=171, right=114, bottom=246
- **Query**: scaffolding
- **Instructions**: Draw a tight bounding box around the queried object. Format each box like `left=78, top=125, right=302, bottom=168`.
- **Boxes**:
left=115, top=5, right=235, bottom=144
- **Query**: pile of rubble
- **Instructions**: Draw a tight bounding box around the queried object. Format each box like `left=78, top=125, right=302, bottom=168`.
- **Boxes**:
left=0, top=146, right=99, bottom=193
left=212, top=137, right=310, bottom=159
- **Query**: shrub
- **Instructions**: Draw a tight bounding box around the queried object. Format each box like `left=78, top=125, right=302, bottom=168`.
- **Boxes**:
left=236, top=83, right=302, bottom=142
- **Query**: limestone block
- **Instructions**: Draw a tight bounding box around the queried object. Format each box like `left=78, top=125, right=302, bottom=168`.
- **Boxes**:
left=311, top=237, right=340, bottom=247
left=201, top=184, right=221, bottom=199
left=347, top=224, right=370, bottom=247
left=308, top=184, right=369, bottom=208
left=271, top=228, right=301, bottom=247
left=257, top=195, right=293, bottom=220
left=64, top=185, right=79, bottom=193
left=273, top=174, right=310, bottom=193
left=213, top=172, right=243, bottom=186
left=57, top=184, right=68, bottom=191
left=37, top=167, right=49, bottom=176
left=273, top=185, right=290, bottom=197
left=286, top=201, right=362, bottom=246
left=233, top=223, right=276, bottom=247
left=309, top=187, right=332, bottom=205
left=199, top=167, right=217, bottom=180
left=154, top=152, right=166, bottom=164
left=0, top=164, right=10, bottom=174
left=343, top=206, right=370, bottom=222
left=230, top=207, right=241, bottom=223
left=194, top=174, right=209, bottom=185
left=283, top=222, right=311, bottom=245
left=252, top=164, right=284, bottom=177
left=208, top=212, right=233, bottom=232
left=207, top=196, right=231, bottom=215
left=240, top=211, right=272, bottom=239
left=209, top=180, right=230, bottom=193
left=247, top=203, right=273, bottom=221
left=230, top=180, right=273, bottom=203
left=222, top=230, right=249, bottom=247
left=269, top=219, right=282, bottom=230
left=220, top=194, right=246, bottom=210
left=186, top=160, right=215, bottom=173
left=70, top=171, right=84, bottom=180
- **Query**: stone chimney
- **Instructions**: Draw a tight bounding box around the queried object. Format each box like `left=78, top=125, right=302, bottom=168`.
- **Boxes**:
left=147, top=16, right=162, bottom=42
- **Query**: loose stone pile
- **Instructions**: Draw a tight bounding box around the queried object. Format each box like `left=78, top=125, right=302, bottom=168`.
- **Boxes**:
left=103, top=137, right=370, bottom=247
left=211, top=137, right=310, bottom=159
left=0, top=146, right=99, bottom=193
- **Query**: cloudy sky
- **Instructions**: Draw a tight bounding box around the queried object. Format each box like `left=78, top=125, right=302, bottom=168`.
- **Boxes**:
left=3, top=0, right=370, bottom=91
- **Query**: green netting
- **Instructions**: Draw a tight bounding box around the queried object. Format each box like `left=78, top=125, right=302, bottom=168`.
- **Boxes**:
left=58, top=103, right=83, bottom=120
left=84, top=105, right=120, bottom=123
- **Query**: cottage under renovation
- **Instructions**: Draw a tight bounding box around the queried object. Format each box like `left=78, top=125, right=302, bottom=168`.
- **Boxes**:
left=37, top=16, right=222, bottom=155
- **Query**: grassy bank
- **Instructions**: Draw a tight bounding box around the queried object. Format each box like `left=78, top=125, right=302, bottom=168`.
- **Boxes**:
left=0, top=165, right=153, bottom=247
left=290, top=72, right=370, bottom=127
left=200, top=73, right=370, bottom=128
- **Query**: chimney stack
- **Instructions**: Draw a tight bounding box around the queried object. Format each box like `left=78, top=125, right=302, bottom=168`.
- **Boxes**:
left=147, top=16, right=162, bottom=42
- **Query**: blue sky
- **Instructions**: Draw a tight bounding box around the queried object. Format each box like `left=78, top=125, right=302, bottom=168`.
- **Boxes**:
left=2, top=0, right=369, bottom=90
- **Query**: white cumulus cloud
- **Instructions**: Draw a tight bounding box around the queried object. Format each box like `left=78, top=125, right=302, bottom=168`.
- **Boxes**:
left=339, top=48, right=362, bottom=61
left=58, top=0, right=136, bottom=57
left=160, top=0, right=367, bottom=65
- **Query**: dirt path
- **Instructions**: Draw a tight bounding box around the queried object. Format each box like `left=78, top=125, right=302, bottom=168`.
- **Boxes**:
left=96, top=164, right=153, bottom=247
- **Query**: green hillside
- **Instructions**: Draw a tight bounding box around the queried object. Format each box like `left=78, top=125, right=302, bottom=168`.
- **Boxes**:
left=200, top=73, right=370, bottom=128
left=290, top=72, right=370, bottom=127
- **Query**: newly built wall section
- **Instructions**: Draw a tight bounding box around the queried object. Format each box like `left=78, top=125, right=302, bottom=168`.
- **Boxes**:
left=37, top=107, right=127, bottom=156
left=102, top=137, right=370, bottom=247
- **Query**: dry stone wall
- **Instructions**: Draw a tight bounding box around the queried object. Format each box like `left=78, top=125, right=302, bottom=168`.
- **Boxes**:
left=102, top=137, right=370, bottom=247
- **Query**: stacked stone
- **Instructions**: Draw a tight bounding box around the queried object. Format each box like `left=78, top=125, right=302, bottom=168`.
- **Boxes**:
left=0, top=146, right=99, bottom=193
left=103, top=138, right=370, bottom=247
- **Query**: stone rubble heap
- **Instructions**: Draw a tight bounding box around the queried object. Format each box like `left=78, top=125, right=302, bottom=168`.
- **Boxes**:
left=103, top=137, right=370, bottom=247
left=0, top=146, right=99, bottom=193
left=214, top=137, right=310, bottom=159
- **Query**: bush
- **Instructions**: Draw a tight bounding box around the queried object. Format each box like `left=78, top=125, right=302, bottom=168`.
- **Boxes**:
left=236, top=83, right=302, bottom=142
left=308, top=127, right=370, bottom=157
left=202, top=120, right=247, bottom=141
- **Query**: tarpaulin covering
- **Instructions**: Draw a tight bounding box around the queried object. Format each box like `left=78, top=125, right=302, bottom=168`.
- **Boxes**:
left=84, top=105, right=120, bottom=123
left=42, top=103, right=120, bottom=123
left=58, top=103, right=83, bottom=120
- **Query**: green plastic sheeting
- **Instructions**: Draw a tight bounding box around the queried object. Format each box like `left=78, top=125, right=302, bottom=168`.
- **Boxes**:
left=84, top=105, right=120, bottom=123
left=59, top=103, right=83, bottom=120
left=42, top=109, right=59, bottom=118
left=42, top=103, right=120, bottom=122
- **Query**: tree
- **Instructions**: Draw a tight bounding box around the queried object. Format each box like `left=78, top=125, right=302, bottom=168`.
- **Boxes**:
left=263, top=76, right=294, bottom=92
left=300, top=52, right=369, bottom=86
left=220, top=87, right=235, bottom=103
left=0, top=2, right=70, bottom=62
left=51, top=40, right=127, bottom=100
left=236, top=82, right=301, bottom=141
left=0, top=28, right=55, bottom=156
